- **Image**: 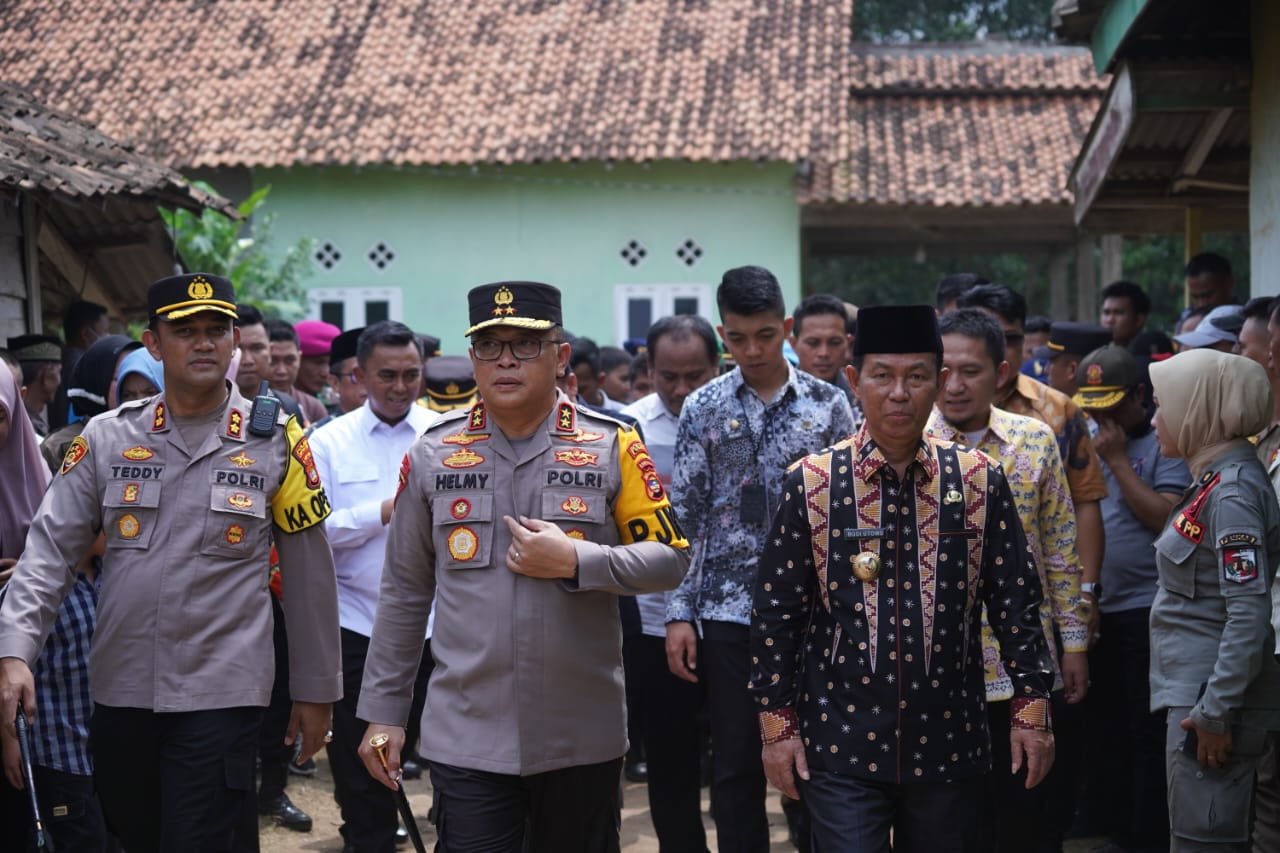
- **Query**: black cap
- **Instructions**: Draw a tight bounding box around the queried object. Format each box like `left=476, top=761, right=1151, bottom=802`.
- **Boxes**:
left=422, top=355, right=479, bottom=412
left=852, top=306, right=942, bottom=357
left=6, top=334, right=62, bottom=362
left=419, top=334, right=442, bottom=358
left=148, top=273, right=237, bottom=322
left=329, top=327, right=364, bottom=368
left=1033, top=321, right=1112, bottom=360
left=1073, top=345, right=1139, bottom=410
left=465, top=282, right=562, bottom=336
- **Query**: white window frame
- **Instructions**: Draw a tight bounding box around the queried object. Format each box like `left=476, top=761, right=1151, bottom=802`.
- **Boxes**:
left=613, top=283, right=713, bottom=344
left=307, top=287, right=403, bottom=327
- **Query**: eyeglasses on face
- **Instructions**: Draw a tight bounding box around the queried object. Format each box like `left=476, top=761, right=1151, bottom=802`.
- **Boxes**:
left=471, top=337, right=557, bottom=361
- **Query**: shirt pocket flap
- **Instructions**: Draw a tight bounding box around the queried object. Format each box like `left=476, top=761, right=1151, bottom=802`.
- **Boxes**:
left=542, top=489, right=607, bottom=524
left=338, top=466, right=379, bottom=485
left=431, top=493, right=494, bottom=525
left=103, top=480, right=162, bottom=509
left=1154, top=525, right=1198, bottom=567
left=210, top=484, right=268, bottom=519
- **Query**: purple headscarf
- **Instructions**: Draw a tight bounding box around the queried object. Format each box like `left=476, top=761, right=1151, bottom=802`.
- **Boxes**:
left=1, top=367, right=51, bottom=559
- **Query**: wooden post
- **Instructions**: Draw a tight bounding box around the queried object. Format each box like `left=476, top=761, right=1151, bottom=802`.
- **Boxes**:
left=1184, top=207, right=1203, bottom=261
left=1100, top=234, right=1124, bottom=288
left=1049, top=247, right=1071, bottom=321
left=1076, top=235, right=1097, bottom=322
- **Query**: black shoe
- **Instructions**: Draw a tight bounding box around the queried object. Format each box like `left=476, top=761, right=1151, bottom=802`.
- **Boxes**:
left=288, top=757, right=317, bottom=777
left=396, top=825, right=410, bottom=846
left=624, top=760, right=648, bottom=783
left=259, top=793, right=313, bottom=832
left=401, top=759, right=423, bottom=780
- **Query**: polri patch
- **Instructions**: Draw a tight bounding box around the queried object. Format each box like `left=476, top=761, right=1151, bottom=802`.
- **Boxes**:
left=395, top=453, right=411, bottom=504
left=60, top=436, right=89, bottom=475
left=291, top=436, right=321, bottom=488
left=1223, top=547, right=1259, bottom=583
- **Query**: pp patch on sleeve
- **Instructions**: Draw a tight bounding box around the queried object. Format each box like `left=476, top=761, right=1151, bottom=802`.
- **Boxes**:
left=1223, top=547, right=1259, bottom=583
left=614, top=427, right=689, bottom=548
left=272, top=416, right=332, bottom=533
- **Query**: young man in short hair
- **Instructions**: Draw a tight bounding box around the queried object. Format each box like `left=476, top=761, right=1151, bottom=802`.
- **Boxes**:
left=791, top=293, right=860, bottom=424
left=667, top=266, right=855, bottom=852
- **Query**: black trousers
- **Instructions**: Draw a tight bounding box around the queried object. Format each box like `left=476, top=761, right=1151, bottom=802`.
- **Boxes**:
left=326, top=627, right=433, bottom=853
left=0, top=765, right=112, bottom=853
left=800, top=770, right=981, bottom=853
left=429, top=757, right=624, bottom=852
left=700, top=620, right=769, bottom=853
left=258, top=596, right=293, bottom=800
left=633, top=634, right=708, bottom=853
left=90, top=704, right=262, bottom=853
left=1085, top=607, right=1170, bottom=852
left=979, top=698, right=1057, bottom=853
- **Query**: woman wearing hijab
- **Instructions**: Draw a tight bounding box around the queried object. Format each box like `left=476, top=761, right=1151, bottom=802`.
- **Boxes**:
left=113, top=346, right=164, bottom=405
left=41, top=335, right=139, bottom=473
left=1148, top=348, right=1280, bottom=850
left=0, top=367, right=49, bottom=579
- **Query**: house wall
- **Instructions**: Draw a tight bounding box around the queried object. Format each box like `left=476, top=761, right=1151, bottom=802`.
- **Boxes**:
left=1252, top=0, right=1280, bottom=296
left=257, top=161, right=800, bottom=353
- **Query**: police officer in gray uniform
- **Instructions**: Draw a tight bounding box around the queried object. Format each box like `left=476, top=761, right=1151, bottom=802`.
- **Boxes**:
left=356, top=281, right=690, bottom=852
left=0, top=273, right=342, bottom=852
left=1149, top=349, right=1280, bottom=851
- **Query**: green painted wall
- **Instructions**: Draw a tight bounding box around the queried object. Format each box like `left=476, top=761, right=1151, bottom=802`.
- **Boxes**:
left=258, top=160, right=801, bottom=353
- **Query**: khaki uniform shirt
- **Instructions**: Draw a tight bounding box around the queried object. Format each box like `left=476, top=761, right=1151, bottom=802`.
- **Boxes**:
left=0, top=385, right=342, bottom=711
left=1150, top=442, right=1280, bottom=733
left=358, top=394, right=690, bottom=776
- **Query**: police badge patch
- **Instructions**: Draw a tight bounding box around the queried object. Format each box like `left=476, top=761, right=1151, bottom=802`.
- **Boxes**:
left=1223, top=548, right=1259, bottom=583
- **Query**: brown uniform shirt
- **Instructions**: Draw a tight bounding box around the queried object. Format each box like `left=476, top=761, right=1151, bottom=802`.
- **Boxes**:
left=0, top=385, right=342, bottom=711
left=998, top=373, right=1108, bottom=504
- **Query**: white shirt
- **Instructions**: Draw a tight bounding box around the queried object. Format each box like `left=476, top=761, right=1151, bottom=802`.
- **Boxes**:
left=619, top=392, right=679, bottom=637
left=308, top=403, right=438, bottom=638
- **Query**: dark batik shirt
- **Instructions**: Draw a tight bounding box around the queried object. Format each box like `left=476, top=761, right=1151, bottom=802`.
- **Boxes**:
left=749, top=429, right=1055, bottom=785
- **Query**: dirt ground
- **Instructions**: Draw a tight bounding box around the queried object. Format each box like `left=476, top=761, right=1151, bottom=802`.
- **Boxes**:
left=257, top=755, right=1106, bottom=852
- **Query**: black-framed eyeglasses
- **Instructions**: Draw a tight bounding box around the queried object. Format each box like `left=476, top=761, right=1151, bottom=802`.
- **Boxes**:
left=331, top=372, right=359, bottom=385
left=472, top=337, right=557, bottom=361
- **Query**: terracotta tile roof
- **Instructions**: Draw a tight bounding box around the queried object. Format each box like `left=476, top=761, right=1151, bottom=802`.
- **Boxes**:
left=808, top=44, right=1105, bottom=206
left=0, top=83, right=230, bottom=214
left=0, top=0, right=852, bottom=169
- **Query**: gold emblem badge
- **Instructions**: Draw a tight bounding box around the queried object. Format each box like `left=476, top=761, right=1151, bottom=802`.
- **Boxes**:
left=122, top=483, right=141, bottom=504
left=445, top=381, right=460, bottom=395
left=852, top=551, right=881, bottom=582
left=187, top=276, right=214, bottom=300
left=565, top=528, right=587, bottom=540
left=560, top=430, right=604, bottom=444
left=944, top=489, right=964, bottom=505
left=60, top=436, right=90, bottom=476
left=1085, top=363, right=1104, bottom=386
left=121, top=445, right=154, bottom=461
left=229, top=452, right=256, bottom=468
left=443, top=431, right=490, bottom=446
left=492, top=285, right=516, bottom=316
left=561, top=496, right=589, bottom=515
left=442, top=448, right=485, bottom=469
left=226, top=524, right=245, bottom=545
left=118, top=514, right=141, bottom=539
left=228, top=492, right=255, bottom=509
left=447, top=526, right=479, bottom=561
left=450, top=498, right=472, bottom=520
left=555, top=449, right=599, bottom=467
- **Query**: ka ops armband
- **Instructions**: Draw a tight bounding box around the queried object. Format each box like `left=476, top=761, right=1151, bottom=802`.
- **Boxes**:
left=273, top=417, right=332, bottom=532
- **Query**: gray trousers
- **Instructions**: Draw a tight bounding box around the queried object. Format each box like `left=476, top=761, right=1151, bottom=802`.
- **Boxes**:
left=1165, top=707, right=1267, bottom=852
left=1252, top=733, right=1280, bottom=853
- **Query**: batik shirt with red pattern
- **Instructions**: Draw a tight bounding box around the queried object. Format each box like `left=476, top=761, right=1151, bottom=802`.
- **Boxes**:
left=749, top=428, right=1054, bottom=784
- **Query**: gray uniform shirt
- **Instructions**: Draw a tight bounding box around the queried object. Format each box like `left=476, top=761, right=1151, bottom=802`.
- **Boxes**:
left=1150, top=442, right=1280, bottom=734
left=0, top=385, right=342, bottom=711
left=358, top=393, right=690, bottom=775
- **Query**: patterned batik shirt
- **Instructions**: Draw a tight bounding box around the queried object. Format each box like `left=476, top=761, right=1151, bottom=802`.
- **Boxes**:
left=998, top=373, right=1108, bottom=505
left=667, top=365, right=856, bottom=626
left=926, top=406, right=1087, bottom=699
left=749, top=429, right=1055, bottom=785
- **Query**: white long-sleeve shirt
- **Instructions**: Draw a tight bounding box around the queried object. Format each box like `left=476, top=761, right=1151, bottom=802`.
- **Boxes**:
left=309, top=402, right=438, bottom=637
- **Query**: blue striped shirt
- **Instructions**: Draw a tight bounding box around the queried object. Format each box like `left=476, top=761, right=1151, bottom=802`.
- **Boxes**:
left=28, top=572, right=98, bottom=774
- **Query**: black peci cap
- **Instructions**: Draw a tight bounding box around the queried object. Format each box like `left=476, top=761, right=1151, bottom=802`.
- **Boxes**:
left=465, top=282, right=562, bottom=336
left=148, top=273, right=237, bottom=322
left=853, top=306, right=942, bottom=358
left=329, top=327, right=364, bottom=368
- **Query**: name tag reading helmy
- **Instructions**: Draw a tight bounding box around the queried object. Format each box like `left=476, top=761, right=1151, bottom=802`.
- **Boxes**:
left=843, top=527, right=885, bottom=540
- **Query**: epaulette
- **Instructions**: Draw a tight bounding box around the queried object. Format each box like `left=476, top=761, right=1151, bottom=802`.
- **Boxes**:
left=425, top=407, right=471, bottom=434
left=107, top=396, right=154, bottom=417
left=574, top=404, right=629, bottom=430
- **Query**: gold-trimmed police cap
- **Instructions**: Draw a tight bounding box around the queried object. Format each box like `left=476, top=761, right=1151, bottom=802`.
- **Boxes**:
left=148, top=273, right=237, bottom=322
left=465, top=281, right=562, bottom=336
left=422, top=355, right=479, bottom=412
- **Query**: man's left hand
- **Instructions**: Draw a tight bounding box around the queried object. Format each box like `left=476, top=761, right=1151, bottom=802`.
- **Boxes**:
left=286, top=700, right=332, bottom=766
left=1010, top=728, right=1055, bottom=789
left=1180, top=716, right=1233, bottom=769
left=504, top=516, right=577, bottom=579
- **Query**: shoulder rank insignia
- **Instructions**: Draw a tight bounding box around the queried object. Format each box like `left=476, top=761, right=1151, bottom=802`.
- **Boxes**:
left=467, top=403, right=487, bottom=432
left=555, top=449, right=599, bottom=467
left=60, top=436, right=90, bottom=476
left=557, top=402, right=576, bottom=433
left=442, top=448, right=485, bottom=469
left=443, top=431, right=490, bottom=446
left=151, top=402, right=167, bottom=431
left=227, top=408, right=244, bottom=439
left=121, top=445, right=154, bottom=461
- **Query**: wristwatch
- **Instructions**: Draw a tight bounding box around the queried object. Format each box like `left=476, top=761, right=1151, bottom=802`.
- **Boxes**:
left=1080, top=581, right=1101, bottom=598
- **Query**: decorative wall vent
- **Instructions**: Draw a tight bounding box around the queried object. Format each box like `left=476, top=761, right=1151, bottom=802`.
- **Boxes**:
left=315, top=241, right=343, bottom=270
left=620, top=239, right=648, bottom=267
left=676, top=238, right=703, bottom=267
left=367, top=241, right=396, bottom=271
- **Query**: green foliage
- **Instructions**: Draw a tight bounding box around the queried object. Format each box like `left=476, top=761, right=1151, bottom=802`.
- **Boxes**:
left=853, top=0, right=1057, bottom=42
left=160, top=182, right=316, bottom=321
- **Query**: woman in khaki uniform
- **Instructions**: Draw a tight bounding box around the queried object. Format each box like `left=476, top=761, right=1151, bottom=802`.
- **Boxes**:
left=1149, top=349, right=1280, bottom=850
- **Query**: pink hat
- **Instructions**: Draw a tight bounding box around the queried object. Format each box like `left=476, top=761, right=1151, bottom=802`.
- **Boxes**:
left=296, top=320, right=342, bottom=357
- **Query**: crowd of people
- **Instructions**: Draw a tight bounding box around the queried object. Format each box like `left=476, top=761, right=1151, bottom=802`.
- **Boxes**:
left=0, top=251, right=1277, bottom=853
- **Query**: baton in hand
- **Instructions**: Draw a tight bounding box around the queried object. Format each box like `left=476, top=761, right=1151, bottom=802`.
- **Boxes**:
left=369, top=733, right=427, bottom=853
left=15, top=704, right=53, bottom=850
